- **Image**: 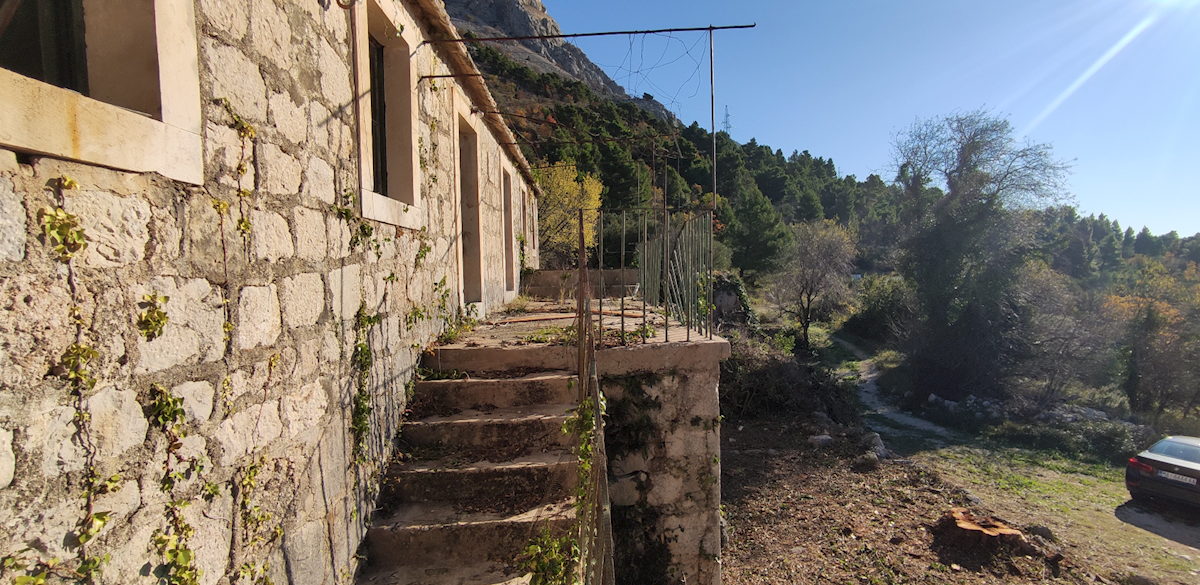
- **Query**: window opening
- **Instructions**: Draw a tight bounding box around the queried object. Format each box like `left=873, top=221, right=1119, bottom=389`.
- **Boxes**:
left=503, top=170, right=515, bottom=292
left=0, top=0, right=89, bottom=93
left=368, top=36, right=388, bottom=195
left=459, top=121, right=482, bottom=304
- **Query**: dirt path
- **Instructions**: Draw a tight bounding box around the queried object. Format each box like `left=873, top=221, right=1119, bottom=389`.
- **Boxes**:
left=832, top=338, right=960, bottom=448
left=831, top=336, right=1200, bottom=584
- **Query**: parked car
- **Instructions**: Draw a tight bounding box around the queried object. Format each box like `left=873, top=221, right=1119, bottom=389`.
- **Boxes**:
left=1126, top=435, right=1200, bottom=506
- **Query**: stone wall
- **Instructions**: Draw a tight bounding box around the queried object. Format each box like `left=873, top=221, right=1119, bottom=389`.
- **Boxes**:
left=0, top=1, right=536, bottom=583
left=598, top=339, right=729, bottom=585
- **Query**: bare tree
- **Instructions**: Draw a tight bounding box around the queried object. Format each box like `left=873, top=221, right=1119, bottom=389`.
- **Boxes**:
left=768, top=220, right=857, bottom=347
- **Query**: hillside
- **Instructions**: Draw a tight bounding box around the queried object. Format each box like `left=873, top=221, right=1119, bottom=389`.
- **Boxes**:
left=444, top=0, right=674, bottom=120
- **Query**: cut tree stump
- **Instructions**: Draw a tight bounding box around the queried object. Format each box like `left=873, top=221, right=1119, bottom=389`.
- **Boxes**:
left=935, top=507, right=1040, bottom=556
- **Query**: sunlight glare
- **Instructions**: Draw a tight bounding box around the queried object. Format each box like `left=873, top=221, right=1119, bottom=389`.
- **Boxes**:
left=1024, top=14, right=1158, bottom=135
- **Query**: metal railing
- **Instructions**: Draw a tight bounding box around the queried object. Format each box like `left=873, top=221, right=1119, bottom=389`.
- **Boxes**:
left=574, top=211, right=616, bottom=585
left=564, top=206, right=713, bottom=584
left=584, top=207, right=714, bottom=344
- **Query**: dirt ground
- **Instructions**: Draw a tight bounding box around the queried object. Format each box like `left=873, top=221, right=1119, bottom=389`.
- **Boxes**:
left=719, top=339, right=1200, bottom=585
left=720, top=417, right=1110, bottom=584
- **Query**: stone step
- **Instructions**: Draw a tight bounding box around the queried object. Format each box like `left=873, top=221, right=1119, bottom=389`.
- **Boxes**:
left=410, top=371, right=578, bottom=417
left=364, top=500, right=576, bottom=570
left=401, top=404, right=575, bottom=453
left=377, top=450, right=578, bottom=510
left=357, top=565, right=532, bottom=585
left=423, top=344, right=575, bottom=375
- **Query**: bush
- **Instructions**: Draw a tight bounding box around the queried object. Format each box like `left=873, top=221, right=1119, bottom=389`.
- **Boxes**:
left=841, top=274, right=913, bottom=343
left=719, top=326, right=860, bottom=424
left=983, top=420, right=1148, bottom=465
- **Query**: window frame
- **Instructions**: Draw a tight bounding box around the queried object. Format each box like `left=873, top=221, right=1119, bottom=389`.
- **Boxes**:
left=353, top=0, right=422, bottom=230
left=0, top=0, right=201, bottom=185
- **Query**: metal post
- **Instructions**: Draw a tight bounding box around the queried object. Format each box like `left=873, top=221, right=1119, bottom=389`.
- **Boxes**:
left=663, top=197, right=670, bottom=343
left=598, top=210, right=604, bottom=348
left=687, top=215, right=693, bottom=341
left=709, top=27, right=718, bottom=341
left=621, top=211, right=626, bottom=342
left=700, top=208, right=710, bottom=338
left=577, top=209, right=587, bottom=403
left=641, top=210, right=647, bottom=341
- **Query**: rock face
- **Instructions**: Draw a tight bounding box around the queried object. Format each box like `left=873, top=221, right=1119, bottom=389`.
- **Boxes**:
left=445, top=0, right=623, bottom=95
left=445, top=0, right=676, bottom=121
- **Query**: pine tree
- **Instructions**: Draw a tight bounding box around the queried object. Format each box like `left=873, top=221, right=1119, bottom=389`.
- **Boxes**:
left=728, top=186, right=792, bottom=282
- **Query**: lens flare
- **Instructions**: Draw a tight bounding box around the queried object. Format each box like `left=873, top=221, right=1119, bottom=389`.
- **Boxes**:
left=1024, top=14, right=1158, bottom=134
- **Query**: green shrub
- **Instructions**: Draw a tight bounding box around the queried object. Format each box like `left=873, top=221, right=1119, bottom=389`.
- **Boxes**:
left=983, top=420, right=1146, bottom=465
left=841, top=274, right=913, bottom=343
left=719, top=326, right=860, bottom=424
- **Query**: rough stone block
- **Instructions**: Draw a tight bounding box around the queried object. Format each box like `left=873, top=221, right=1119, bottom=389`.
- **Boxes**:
left=138, top=278, right=226, bottom=372
left=304, top=155, right=335, bottom=205
left=609, top=474, right=642, bottom=507
left=327, top=264, right=361, bottom=321
left=316, top=421, right=349, bottom=502
left=238, top=284, right=282, bottom=350
left=87, top=386, right=149, bottom=460
left=184, top=493, right=234, bottom=585
left=251, top=0, right=292, bottom=68
left=293, top=206, right=328, bottom=261
left=93, top=479, right=141, bottom=522
left=63, top=190, right=152, bottom=267
left=33, top=406, right=82, bottom=477
left=283, top=520, right=332, bottom=585
left=261, top=142, right=303, bottom=196
left=229, top=361, right=270, bottom=403
left=18, top=496, right=86, bottom=557
left=104, top=510, right=161, bottom=583
left=270, top=91, right=308, bottom=144
left=327, top=214, right=351, bottom=258
left=206, top=121, right=256, bottom=188
left=205, top=38, right=267, bottom=122
left=0, top=148, right=17, bottom=175
left=173, top=380, right=215, bottom=422
left=309, top=103, right=331, bottom=152
left=646, top=473, right=684, bottom=507
left=282, top=381, right=328, bottom=440
left=611, top=452, right=650, bottom=476
left=199, top=0, right=247, bottom=38
left=0, top=177, right=26, bottom=262
left=0, top=428, right=13, bottom=489
left=251, top=208, right=295, bottom=262
left=321, top=330, right=339, bottom=363
left=281, top=272, right=324, bottom=328
left=295, top=338, right=320, bottom=378
left=216, top=401, right=282, bottom=465
left=318, top=38, right=353, bottom=107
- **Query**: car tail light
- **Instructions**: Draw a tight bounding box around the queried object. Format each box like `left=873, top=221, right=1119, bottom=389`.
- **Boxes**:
left=1129, top=458, right=1154, bottom=476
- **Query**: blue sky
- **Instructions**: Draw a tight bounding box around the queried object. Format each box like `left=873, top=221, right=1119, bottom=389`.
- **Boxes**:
left=540, top=0, right=1200, bottom=237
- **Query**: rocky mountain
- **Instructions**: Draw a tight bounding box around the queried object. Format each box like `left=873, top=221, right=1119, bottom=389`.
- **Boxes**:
left=444, top=0, right=675, bottom=121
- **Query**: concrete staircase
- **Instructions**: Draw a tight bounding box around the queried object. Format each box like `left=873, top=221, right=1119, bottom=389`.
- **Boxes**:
left=356, top=349, right=581, bottom=585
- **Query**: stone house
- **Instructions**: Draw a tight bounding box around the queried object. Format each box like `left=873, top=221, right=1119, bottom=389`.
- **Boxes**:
left=0, top=0, right=539, bottom=582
